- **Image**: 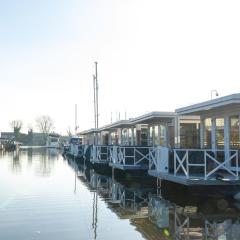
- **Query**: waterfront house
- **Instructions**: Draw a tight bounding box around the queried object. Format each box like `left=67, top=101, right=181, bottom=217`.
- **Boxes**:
left=149, top=93, right=240, bottom=185
left=81, top=111, right=199, bottom=170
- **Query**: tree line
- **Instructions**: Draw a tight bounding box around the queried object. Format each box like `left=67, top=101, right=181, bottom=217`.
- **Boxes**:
left=9, top=115, right=54, bottom=145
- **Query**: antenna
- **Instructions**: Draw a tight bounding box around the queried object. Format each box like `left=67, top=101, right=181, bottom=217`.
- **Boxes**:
left=75, top=104, right=78, bottom=135
left=95, top=61, right=99, bottom=128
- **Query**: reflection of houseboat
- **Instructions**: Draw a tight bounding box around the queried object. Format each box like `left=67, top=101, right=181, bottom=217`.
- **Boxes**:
left=46, top=133, right=61, bottom=148
left=148, top=195, right=240, bottom=239
left=68, top=158, right=240, bottom=240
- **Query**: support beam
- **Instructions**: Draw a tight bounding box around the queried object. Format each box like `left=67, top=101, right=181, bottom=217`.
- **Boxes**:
left=174, top=117, right=180, bottom=148
left=211, top=118, right=216, bottom=150
left=224, top=116, right=230, bottom=165
left=200, top=117, right=205, bottom=149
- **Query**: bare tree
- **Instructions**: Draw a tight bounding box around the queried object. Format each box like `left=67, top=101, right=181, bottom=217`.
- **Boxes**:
left=35, top=115, right=54, bottom=143
left=9, top=120, right=23, bottom=140
left=27, top=124, right=33, bottom=145
left=66, top=127, right=72, bottom=137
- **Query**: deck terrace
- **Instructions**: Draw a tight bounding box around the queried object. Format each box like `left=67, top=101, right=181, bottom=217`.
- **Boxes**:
left=148, top=170, right=240, bottom=186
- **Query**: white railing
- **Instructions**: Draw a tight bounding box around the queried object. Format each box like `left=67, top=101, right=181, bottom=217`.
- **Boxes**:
left=173, top=149, right=239, bottom=180
left=109, top=146, right=154, bottom=167
left=90, top=145, right=109, bottom=162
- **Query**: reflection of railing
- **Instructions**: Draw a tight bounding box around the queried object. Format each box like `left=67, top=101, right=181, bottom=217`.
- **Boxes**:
left=149, top=195, right=240, bottom=240
left=173, top=149, right=239, bottom=180
left=70, top=144, right=84, bottom=157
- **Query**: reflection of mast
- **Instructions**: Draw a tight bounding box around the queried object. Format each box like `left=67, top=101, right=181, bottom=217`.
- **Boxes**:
left=92, top=191, right=98, bottom=240
left=74, top=156, right=77, bottom=193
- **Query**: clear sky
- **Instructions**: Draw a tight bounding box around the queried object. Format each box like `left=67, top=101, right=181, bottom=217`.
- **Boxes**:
left=0, top=0, right=240, bottom=134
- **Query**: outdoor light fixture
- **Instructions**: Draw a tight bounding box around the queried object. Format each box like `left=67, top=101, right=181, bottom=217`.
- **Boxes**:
left=211, top=90, right=219, bottom=100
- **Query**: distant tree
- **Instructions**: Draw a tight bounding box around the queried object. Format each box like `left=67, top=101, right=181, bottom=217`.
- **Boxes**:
left=66, top=127, right=72, bottom=137
left=9, top=120, right=23, bottom=140
left=27, top=125, right=33, bottom=145
left=35, top=115, right=54, bottom=143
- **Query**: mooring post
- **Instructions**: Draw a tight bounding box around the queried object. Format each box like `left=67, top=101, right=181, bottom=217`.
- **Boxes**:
left=157, top=177, right=162, bottom=197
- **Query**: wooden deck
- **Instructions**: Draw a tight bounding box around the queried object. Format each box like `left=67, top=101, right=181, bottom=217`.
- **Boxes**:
left=90, top=159, right=109, bottom=165
left=148, top=170, right=240, bottom=186
left=109, top=163, right=149, bottom=170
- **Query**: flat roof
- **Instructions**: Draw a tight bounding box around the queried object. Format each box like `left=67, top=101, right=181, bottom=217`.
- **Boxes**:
left=79, top=128, right=99, bottom=135
left=98, top=120, right=132, bottom=131
left=176, top=93, right=240, bottom=115
left=130, top=111, right=176, bottom=125
left=80, top=111, right=199, bottom=134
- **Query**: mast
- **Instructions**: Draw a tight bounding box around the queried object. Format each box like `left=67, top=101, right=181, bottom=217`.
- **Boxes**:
left=95, top=61, right=99, bottom=129
left=75, top=104, right=78, bottom=135
left=93, top=61, right=99, bottom=144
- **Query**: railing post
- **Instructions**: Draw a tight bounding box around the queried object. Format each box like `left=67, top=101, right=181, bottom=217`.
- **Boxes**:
left=134, top=147, right=136, bottom=166
left=237, top=150, right=239, bottom=178
left=123, top=147, right=126, bottom=165
left=174, top=150, right=176, bottom=176
left=186, top=150, right=189, bottom=179
left=204, top=150, right=207, bottom=180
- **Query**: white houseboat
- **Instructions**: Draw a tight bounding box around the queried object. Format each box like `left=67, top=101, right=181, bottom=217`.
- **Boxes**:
left=81, top=111, right=199, bottom=171
left=69, top=136, right=83, bottom=157
left=149, top=93, right=240, bottom=186
left=46, top=133, right=61, bottom=148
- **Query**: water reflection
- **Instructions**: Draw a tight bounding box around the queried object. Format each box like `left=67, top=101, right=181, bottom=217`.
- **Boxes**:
left=11, top=150, right=21, bottom=174
left=0, top=149, right=146, bottom=240
left=68, top=158, right=240, bottom=240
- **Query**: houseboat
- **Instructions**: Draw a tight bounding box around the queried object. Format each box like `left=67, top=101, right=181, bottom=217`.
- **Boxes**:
left=46, top=133, right=61, bottom=148
left=80, top=111, right=199, bottom=171
left=149, top=93, right=240, bottom=186
left=68, top=136, right=83, bottom=158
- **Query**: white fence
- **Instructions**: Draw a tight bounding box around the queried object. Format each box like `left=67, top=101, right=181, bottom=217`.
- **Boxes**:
left=90, top=145, right=109, bottom=163
left=173, top=149, right=239, bottom=180
left=109, top=146, right=155, bottom=167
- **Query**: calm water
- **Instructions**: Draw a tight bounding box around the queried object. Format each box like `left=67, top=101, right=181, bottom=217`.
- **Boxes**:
left=0, top=148, right=240, bottom=240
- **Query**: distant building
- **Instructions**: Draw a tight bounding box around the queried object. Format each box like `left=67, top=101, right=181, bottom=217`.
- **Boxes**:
left=1, top=132, right=14, bottom=139
left=32, top=133, right=46, bottom=146
left=0, top=132, right=46, bottom=146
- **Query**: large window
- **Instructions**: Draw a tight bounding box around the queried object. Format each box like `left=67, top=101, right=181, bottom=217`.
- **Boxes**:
left=149, top=126, right=153, bottom=146
left=128, top=128, right=132, bottom=145
left=216, top=118, right=224, bottom=149
left=154, top=126, right=158, bottom=146
left=110, top=132, right=118, bottom=145
left=121, top=129, right=128, bottom=146
left=160, top=125, right=166, bottom=146
left=133, top=128, right=136, bottom=145
left=204, top=118, right=212, bottom=148
left=230, top=115, right=240, bottom=149
left=141, top=126, right=148, bottom=146
left=180, top=123, right=200, bottom=148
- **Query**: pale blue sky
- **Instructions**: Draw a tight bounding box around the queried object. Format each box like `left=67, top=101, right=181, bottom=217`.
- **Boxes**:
left=1, top=0, right=240, bottom=134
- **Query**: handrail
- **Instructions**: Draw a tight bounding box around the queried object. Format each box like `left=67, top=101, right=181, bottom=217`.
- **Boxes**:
left=173, top=149, right=239, bottom=180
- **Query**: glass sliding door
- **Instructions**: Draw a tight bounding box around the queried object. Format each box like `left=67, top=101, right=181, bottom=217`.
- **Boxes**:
left=216, top=118, right=224, bottom=149
left=204, top=118, right=212, bottom=148
left=230, top=115, right=240, bottom=149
